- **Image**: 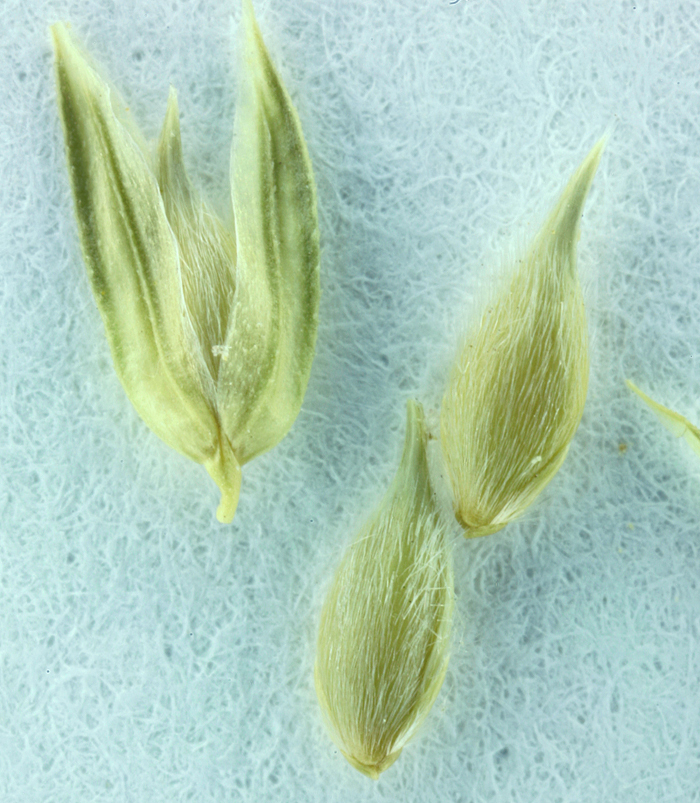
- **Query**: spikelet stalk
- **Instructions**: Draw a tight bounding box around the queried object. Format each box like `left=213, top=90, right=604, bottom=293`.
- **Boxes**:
left=626, top=380, right=700, bottom=458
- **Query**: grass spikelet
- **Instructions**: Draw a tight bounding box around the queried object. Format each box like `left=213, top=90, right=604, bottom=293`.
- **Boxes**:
left=626, top=380, right=700, bottom=458
left=314, top=400, right=454, bottom=779
left=51, top=1, right=319, bottom=524
left=441, top=138, right=606, bottom=536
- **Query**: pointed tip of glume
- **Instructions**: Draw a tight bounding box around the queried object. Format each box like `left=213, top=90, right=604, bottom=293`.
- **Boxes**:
left=50, top=21, right=76, bottom=63
left=238, top=0, right=264, bottom=74
left=49, top=20, right=69, bottom=45
left=241, top=0, right=257, bottom=33
left=540, top=134, right=607, bottom=253
left=581, top=132, right=608, bottom=180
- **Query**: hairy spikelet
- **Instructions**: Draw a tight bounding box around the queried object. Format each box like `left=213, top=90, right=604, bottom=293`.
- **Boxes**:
left=626, top=380, right=700, bottom=458
left=441, top=138, right=606, bottom=536
left=315, top=400, right=454, bottom=779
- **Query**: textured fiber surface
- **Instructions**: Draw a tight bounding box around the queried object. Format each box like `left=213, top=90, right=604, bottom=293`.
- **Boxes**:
left=2, top=0, right=700, bottom=801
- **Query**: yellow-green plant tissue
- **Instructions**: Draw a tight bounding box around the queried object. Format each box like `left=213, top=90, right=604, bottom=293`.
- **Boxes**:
left=315, top=400, right=454, bottom=779
left=626, top=381, right=700, bottom=458
left=51, top=0, right=319, bottom=523
left=441, top=138, right=605, bottom=537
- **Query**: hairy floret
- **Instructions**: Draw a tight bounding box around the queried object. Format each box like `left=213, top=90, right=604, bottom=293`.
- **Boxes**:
left=315, top=400, right=454, bottom=778
left=441, top=138, right=605, bottom=536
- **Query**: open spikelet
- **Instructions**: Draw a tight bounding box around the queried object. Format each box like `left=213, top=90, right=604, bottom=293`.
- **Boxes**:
left=51, top=0, right=319, bottom=523
left=315, top=400, right=454, bottom=779
left=441, top=137, right=606, bottom=537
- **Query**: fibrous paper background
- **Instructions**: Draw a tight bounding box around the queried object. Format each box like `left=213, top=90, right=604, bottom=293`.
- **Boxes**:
left=1, top=0, right=699, bottom=801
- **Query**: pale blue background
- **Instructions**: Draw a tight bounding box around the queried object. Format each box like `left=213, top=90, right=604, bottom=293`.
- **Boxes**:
left=1, top=0, right=699, bottom=800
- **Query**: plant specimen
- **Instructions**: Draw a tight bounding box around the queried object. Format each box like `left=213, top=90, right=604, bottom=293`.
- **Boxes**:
left=440, top=138, right=606, bottom=537
left=626, top=380, right=700, bottom=457
left=51, top=0, right=319, bottom=523
left=315, top=400, right=454, bottom=779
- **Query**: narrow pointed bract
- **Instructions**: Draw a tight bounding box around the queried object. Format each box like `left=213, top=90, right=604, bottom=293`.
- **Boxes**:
left=626, top=380, right=700, bottom=458
left=51, top=2, right=319, bottom=524
left=315, top=401, right=454, bottom=779
left=219, top=0, right=320, bottom=464
left=155, top=86, right=238, bottom=386
left=51, top=21, right=235, bottom=506
left=441, top=138, right=606, bottom=536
